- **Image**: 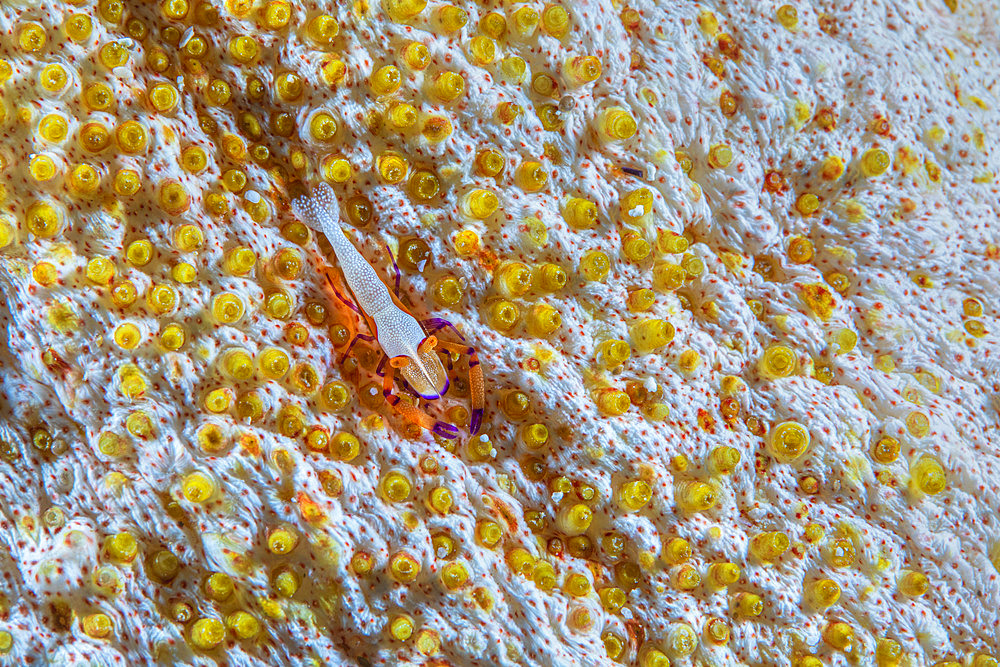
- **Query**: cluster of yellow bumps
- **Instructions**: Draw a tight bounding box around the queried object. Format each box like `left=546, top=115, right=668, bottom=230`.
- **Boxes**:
left=0, top=0, right=995, bottom=664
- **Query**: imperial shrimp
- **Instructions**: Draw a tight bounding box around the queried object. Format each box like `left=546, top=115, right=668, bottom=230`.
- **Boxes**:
left=291, top=182, right=485, bottom=439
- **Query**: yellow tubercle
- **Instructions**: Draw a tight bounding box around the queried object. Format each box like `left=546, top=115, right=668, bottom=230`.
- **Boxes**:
left=516, top=161, right=548, bottom=192
left=600, top=107, right=637, bottom=141
left=580, top=250, right=610, bottom=281
left=542, top=5, right=570, bottom=37
left=389, top=615, right=414, bottom=641
left=388, top=552, right=421, bottom=583
left=564, top=55, right=602, bottom=86
left=437, top=4, right=467, bottom=32
left=463, top=189, right=500, bottom=219
left=377, top=152, right=408, bottom=184
left=708, top=143, right=733, bottom=168
left=861, top=148, right=891, bottom=177
left=563, top=197, right=598, bottom=229
left=402, top=42, right=430, bottom=70
left=190, top=617, right=225, bottom=650
left=386, top=0, right=427, bottom=22
left=105, top=531, right=139, bottom=562
left=432, top=71, right=465, bottom=102
left=487, top=300, right=520, bottom=332
left=28, top=154, right=57, bottom=183
left=898, top=570, right=929, bottom=596
left=370, top=65, right=401, bottom=95
left=617, top=479, right=651, bottom=511
left=910, top=455, right=947, bottom=495
left=677, top=481, right=716, bottom=512
left=82, top=613, right=113, bottom=639
left=769, top=421, right=810, bottom=462
left=631, top=318, right=675, bottom=352
left=86, top=257, right=116, bottom=285
left=469, top=36, right=496, bottom=65
left=227, top=611, right=260, bottom=640
left=380, top=471, right=412, bottom=502
left=212, top=293, right=245, bottom=324
left=596, top=389, right=630, bottom=416
left=182, top=471, right=215, bottom=503
left=733, top=591, right=764, bottom=617
left=709, top=562, right=740, bottom=587
left=823, top=621, right=855, bottom=652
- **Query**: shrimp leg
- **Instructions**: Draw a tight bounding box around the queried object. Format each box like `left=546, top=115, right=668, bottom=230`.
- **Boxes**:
left=434, top=340, right=485, bottom=435
left=382, top=361, right=460, bottom=439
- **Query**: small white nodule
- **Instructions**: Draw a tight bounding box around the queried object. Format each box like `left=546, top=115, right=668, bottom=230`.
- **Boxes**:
left=179, top=27, right=195, bottom=49
left=245, top=190, right=261, bottom=204
left=644, top=376, right=658, bottom=392
left=629, top=205, right=645, bottom=218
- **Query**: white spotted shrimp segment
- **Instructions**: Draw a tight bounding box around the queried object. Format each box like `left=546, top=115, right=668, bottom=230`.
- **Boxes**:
left=292, top=182, right=393, bottom=315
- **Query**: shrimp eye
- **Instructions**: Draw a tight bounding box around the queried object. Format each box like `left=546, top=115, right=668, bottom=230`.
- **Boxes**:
left=389, top=356, right=411, bottom=369
left=418, top=335, right=438, bottom=354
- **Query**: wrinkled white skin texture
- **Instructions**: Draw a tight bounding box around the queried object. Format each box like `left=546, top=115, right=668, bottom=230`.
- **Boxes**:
left=0, top=0, right=999, bottom=665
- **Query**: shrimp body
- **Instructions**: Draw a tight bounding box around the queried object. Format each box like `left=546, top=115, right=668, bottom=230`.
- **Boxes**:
left=292, top=183, right=483, bottom=436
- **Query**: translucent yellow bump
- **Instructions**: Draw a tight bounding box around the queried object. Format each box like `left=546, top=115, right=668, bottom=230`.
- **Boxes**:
left=182, top=471, right=215, bottom=503
left=103, top=531, right=138, bottom=563
left=28, top=154, right=57, bottom=183
left=432, top=71, right=465, bottom=102
left=39, top=64, right=68, bottom=93
left=527, top=304, right=561, bottom=338
left=898, top=570, right=929, bottom=596
left=677, top=481, right=716, bottom=512
left=377, top=152, right=408, bottom=184
left=631, top=318, right=675, bottom=352
left=516, top=161, right=548, bottom=192
left=386, top=0, right=427, bottom=22
left=601, top=108, right=637, bottom=141
left=542, top=5, right=570, bottom=37
left=463, top=189, right=499, bottom=219
left=563, top=197, right=598, bottom=229
left=227, top=611, right=260, bottom=640
left=469, top=36, right=495, bottom=66
left=308, top=14, right=339, bottom=43
left=769, top=421, right=810, bottom=462
left=580, top=250, right=610, bottom=281
left=500, top=56, right=527, bottom=82
left=708, top=143, right=733, bottom=168
left=617, top=479, right=651, bottom=510
left=759, top=344, right=797, bottom=378
left=401, top=41, right=429, bottom=70
left=822, top=621, right=854, bottom=652
left=84, top=257, right=115, bottom=285
left=113, top=169, right=140, bottom=196
left=380, top=471, right=412, bottom=502
left=427, top=486, right=453, bottom=514
left=190, top=617, right=225, bottom=650
left=861, top=148, right=891, bottom=177
left=65, top=13, right=93, bottom=41
left=796, top=192, right=821, bottom=216
left=910, top=455, right=946, bottom=495
left=18, top=22, right=47, bottom=53
left=564, top=55, right=602, bottom=86
left=82, top=613, right=113, bottom=639
left=113, top=323, right=142, bottom=350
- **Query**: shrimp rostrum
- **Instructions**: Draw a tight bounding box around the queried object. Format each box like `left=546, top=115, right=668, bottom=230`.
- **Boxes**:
left=291, top=182, right=484, bottom=439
